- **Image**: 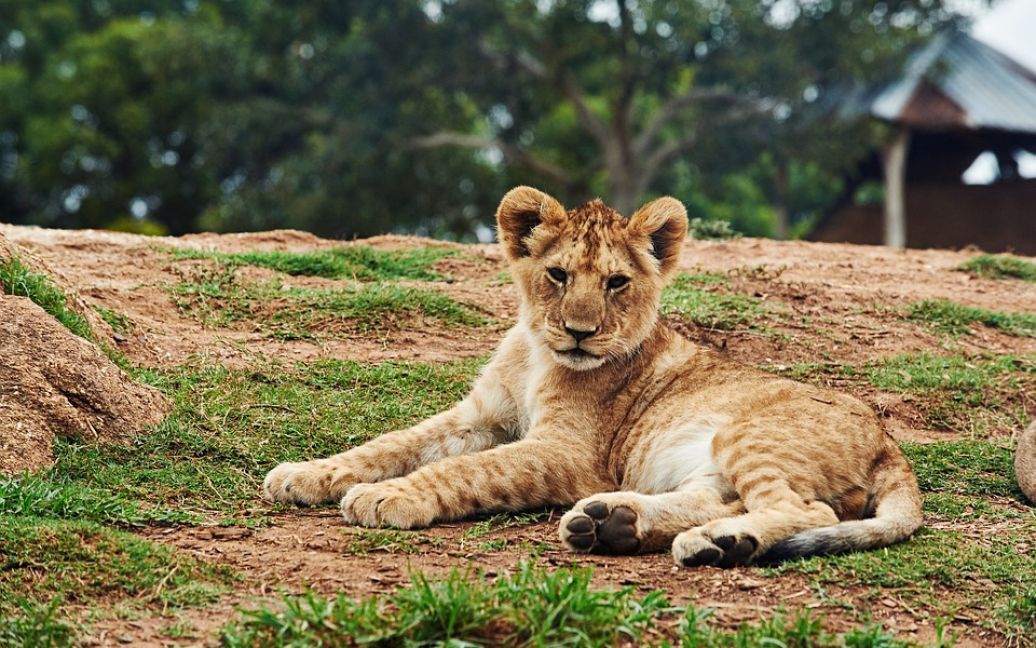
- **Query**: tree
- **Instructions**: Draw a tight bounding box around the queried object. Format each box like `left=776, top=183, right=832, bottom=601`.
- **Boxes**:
left=412, top=0, right=975, bottom=217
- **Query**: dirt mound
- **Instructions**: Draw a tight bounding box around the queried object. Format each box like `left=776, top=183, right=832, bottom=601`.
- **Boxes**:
left=0, top=229, right=113, bottom=341
left=0, top=296, right=170, bottom=474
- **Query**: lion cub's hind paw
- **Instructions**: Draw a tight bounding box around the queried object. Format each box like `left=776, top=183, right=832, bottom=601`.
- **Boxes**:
left=560, top=500, right=641, bottom=555
left=672, top=528, right=758, bottom=568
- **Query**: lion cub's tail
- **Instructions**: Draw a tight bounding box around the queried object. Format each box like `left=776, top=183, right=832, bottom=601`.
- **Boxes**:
left=762, top=450, right=923, bottom=562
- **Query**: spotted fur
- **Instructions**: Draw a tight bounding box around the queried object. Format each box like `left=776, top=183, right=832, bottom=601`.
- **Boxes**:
left=263, top=186, right=923, bottom=566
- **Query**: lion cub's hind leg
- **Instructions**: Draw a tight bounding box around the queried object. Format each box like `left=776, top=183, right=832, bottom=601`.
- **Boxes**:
left=559, top=487, right=742, bottom=555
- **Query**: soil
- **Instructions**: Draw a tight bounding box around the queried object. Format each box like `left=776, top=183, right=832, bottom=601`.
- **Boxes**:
left=2, top=223, right=1034, bottom=646
left=0, top=296, right=170, bottom=474
left=1, top=231, right=169, bottom=473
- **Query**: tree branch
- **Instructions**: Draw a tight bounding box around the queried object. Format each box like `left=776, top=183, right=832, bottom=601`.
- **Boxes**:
left=478, top=40, right=613, bottom=153
left=634, top=87, right=742, bottom=156
left=407, top=132, right=574, bottom=186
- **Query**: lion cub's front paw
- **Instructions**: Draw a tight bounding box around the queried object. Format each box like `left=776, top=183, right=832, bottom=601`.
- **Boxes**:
left=559, top=495, right=644, bottom=555
left=341, top=482, right=436, bottom=529
left=263, top=461, right=357, bottom=507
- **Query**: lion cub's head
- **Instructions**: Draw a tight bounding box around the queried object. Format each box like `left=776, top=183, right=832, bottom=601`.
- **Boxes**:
left=496, top=186, right=687, bottom=371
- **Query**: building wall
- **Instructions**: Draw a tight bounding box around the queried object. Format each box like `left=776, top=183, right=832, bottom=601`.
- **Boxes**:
left=810, top=180, right=1036, bottom=255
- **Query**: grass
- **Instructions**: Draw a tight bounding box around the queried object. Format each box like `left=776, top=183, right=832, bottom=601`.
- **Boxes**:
left=0, top=516, right=235, bottom=635
left=767, top=528, right=1034, bottom=642
left=170, top=262, right=486, bottom=339
left=20, top=359, right=481, bottom=522
left=960, top=253, right=1036, bottom=282
left=772, top=353, right=1034, bottom=435
left=346, top=528, right=443, bottom=555
left=661, top=272, right=767, bottom=331
left=0, top=598, right=73, bottom=648
left=94, top=305, right=134, bottom=335
left=0, top=256, right=93, bottom=340
left=167, top=244, right=459, bottom=281
left=908, top=299, right=1036, bottom=338
left=222, top=561, right=916, bottom=647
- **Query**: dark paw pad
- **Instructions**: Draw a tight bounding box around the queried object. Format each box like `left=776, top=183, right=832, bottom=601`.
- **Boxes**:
left=712, top=534, right=758, bottom=567
left=564, top=503, right=641, bottom=555
left=681, top=546, right=722, bottom=567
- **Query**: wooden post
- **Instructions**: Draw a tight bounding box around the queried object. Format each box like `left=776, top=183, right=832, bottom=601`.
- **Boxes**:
left=882, top=129, right=910, bottom=248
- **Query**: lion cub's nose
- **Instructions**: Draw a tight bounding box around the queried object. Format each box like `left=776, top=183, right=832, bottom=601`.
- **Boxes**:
left=564, top=325, right=598, bottom=343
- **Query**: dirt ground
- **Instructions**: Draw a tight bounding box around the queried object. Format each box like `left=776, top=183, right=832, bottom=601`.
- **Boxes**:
left=3, top=223, right=1035, bottom=646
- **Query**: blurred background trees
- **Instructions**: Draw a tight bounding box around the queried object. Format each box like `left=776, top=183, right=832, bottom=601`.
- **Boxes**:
left=0, top=0, right=978, bottom=239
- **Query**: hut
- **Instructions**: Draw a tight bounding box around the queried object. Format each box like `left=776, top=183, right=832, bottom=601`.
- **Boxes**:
left=808, top=31, right=1036, bottom=254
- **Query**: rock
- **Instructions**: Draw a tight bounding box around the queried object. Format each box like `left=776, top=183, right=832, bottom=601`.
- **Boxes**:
left=1016, top=421, right=1036, bottom=504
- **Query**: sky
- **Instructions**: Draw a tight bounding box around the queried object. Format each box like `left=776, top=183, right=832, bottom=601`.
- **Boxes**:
left=971, top=0, right=1036, bottom=70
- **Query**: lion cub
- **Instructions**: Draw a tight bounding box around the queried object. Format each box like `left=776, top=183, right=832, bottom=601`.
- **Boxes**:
left=264, top=187, right=922, bottom=566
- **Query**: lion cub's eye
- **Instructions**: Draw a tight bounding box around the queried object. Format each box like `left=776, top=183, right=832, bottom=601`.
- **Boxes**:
left=547, top=267, right=568, bottom=283
left=607, top=275, right=630, bottom=290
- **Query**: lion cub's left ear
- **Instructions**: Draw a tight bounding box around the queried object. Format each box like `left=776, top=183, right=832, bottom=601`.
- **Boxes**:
left=629, top=197, right=688, bottom=277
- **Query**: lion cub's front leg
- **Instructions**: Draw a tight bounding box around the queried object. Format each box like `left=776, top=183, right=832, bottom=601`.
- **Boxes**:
left=263, top=387, right=511, bottom=506
left=341, top=438, right=609, bottom=528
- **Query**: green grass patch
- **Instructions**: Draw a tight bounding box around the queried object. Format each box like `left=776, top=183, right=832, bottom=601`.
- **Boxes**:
left=0, top=598, right=73, bottom=648
left=167, top=245, right=458, bottom=281
left=902, top=440, right=1031, bottom=522
left=26, top=359, right=480, bottom=521
left=907, top=299, right=1036, bottom=338
left=222, top=560, right=912, bottom=647
left=0, top=516, right=234, bottom=618
left=94, top=306, right=134, bottom=335
left=346, top=529, right=444, bottom=555
left=662, top=272, right=767, bottom=331
left=960, top=253, right=1036, bottom=282
left=170, top=263, right=485, bottom=339
left=0, top=257, right=93, bottom=340
left=0, top=473, right=197, bottom=527
left=772, top=353, right=1034, bottom=435
left=766, top=528, right=1034, bottom=641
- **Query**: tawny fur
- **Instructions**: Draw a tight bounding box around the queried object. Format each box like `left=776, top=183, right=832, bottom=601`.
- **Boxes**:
left=264, top=186, right=924, bottom=567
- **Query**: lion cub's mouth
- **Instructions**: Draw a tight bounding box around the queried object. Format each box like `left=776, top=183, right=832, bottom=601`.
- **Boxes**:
left=559, top=347, right=598, bottom=360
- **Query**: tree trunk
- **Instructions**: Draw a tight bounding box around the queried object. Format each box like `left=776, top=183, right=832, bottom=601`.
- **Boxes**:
left=773, top=161, right=790, bottom=240
left=882, top=129, right=910, bottom=248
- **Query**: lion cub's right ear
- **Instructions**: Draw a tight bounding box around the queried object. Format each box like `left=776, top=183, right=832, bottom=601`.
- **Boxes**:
left=629, top=196, right=688, bottom=278
left=496, top=186, right=566, bottom=260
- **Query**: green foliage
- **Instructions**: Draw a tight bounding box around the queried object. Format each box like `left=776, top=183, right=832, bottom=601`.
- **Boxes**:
left=0, top=516, right=234, bottom=613
left=167, top=245, right=458, bottom=281
left=2, top=0, right=968, bottom=238
left=0, top=257, right=93, bottom=340
left=908, top=300, right=1036, bottom=338
left=661, top=272, right=766, bottom=330
left=960, top=254, right=1036, bottom=282
left=688, top=217, right=742, bottom=241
